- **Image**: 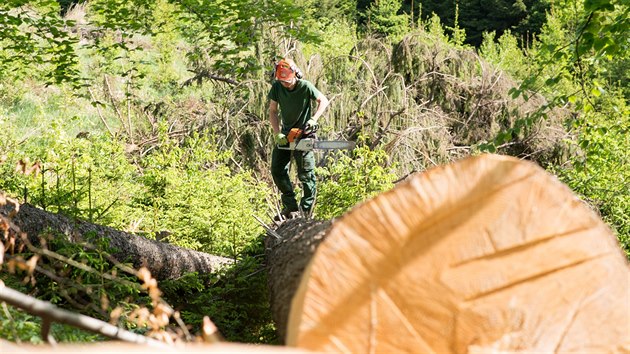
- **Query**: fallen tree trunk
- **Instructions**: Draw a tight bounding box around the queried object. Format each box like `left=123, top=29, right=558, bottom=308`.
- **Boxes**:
left=265, top=219, right=331, bottom=341
left=266, top=154, right=630, bottom=352
left=1, top=202, right=230, bottom=280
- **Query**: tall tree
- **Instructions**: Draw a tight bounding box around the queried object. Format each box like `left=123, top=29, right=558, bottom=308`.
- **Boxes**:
left=410, top=0, right=550, bottom=46
left=365, top=0, right=409, bottom=39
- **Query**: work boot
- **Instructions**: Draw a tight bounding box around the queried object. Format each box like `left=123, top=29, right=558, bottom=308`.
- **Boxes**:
left=274, top=209, right=300, bottom=222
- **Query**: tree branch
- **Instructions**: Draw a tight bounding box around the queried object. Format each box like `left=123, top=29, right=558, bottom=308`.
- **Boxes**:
left=0, top=281, right=167, bottom=347
left=181, top=70, right=239, bottom=87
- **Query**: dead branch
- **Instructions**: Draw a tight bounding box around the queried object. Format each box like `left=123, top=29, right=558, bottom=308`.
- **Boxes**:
left=103, top=75, right=127, bottom=136
left=87, top=87, right=115, bottom=138
left=181, top=70, right=239, bottom=87
left=0, top=281, right=167, bottom=347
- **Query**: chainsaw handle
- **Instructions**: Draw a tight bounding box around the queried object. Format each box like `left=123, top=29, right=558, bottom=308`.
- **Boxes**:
left=303, top=120, right=319, bottom=135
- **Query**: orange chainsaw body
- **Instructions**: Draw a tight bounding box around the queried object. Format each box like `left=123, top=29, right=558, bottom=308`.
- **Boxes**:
left=287, top=128, right=303, bottom=143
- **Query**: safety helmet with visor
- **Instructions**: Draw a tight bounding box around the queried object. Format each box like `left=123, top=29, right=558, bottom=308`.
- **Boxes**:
left=274, top=58, right=300, bottom=83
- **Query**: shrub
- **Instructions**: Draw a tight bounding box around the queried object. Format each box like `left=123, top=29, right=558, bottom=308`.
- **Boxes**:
left=552, top=94, right=630, bottom=257
left=316, top=141, right=398, bottom=219
left=136, top=130, right=270, bottom=257
left=160, top=239, right=277, bottom=344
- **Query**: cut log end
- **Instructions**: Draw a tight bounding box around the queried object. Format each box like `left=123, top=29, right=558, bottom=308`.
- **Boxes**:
left=277, top=154, right=629, bottom=353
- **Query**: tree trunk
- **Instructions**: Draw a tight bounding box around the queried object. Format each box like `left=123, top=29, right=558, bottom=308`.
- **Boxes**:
left=266, top=154, right=630, bottom=353
left=264, top=219, right=331, bottom=341
left=1, top=203, right=230, bottom=280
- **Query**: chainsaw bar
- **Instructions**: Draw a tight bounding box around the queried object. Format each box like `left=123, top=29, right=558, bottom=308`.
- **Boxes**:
left=313, top=140, right=356, bottom=150
left=278, top=138, right=355, bottom=151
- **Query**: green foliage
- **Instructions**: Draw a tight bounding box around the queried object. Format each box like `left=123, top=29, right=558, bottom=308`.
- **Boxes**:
left=2, top=227, right=274, bottom=344
left=0, top=295, right=104, bottom=343
left=0, top=124, right=141, bottom=226
left=1, top=0, right=319, bottom=91
left=425, top=13, right=451, bottom=44
left=160, top=239, right=276, bottom=343
left=302, top=18, right=358, bottom=62
left=316, top=141, right=398, bottom=219
left=296, top=0, right=357, bottom=26
left=552, top=94, right=630, bottom=256
left=449, top=4, right=467, bottom=47
left=479, top=30, right=530, bottom=78
left=0, top=304, right=46, bottom=344
left=174, top=0, right=317, bottom=77
left=415, top=0, right=551, bottom=46
left=89, top=0, right=156, bottom=35
left=365, top=0, right=410, bottom=41
left=510, top=0, right=629, bottom=101
left=148, top=0, right=184, bottom=91
left=0, top=236, right=148, bottom=343
left=136, top=131, right=270, bottom=256
left=0, top=0, right=82, bottom=87
left=0, top=123, right=269, bottom=258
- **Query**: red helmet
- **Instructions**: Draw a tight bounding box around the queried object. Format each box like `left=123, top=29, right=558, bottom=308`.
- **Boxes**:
left=274, top=58, right=297, bottom=82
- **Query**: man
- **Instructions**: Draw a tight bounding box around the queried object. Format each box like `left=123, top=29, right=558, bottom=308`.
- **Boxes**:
left=268, top=58, right=329, bottom=219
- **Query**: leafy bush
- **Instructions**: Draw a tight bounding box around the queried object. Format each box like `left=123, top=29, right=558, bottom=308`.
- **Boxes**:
left=136, top=130, right=270, bottom=257
left=2, top=225, right=273, bottom=344
left=364, top=0, right=410, bottom=42
left=552, top=95, right=630, bottom=257
left=1, top=122, right=269, bottom=258
left=302, top=18, right=357, bottom=63
left=0, top=239, right=141, bottom=344
left=0, top=293, right=105, bottom=344
left=0, top=123, right=142, bottom=228
left=160, top=239, right=277, bottom=344
left=479, top=30, right=530, bottom=79
left=316, top=141, right=398, bottom=219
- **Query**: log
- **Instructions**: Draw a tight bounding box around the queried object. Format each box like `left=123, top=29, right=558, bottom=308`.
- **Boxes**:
left=0, top=342, right=312, bottom=353
left=0, top=339, right=20, bottom=351
left=267, top=154, right=630, bottom=352
left=265, top=219, right=331, bottom=341
left=1, top=202, right=231, bottom=280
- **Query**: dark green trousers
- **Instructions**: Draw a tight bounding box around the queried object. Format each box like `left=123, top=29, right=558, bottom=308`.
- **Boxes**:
left=271, top=147, right=316, bottom=213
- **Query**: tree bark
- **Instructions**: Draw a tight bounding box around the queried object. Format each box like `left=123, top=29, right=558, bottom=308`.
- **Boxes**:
left=1, top=203, right=231, bottom=280
left=264, top=219, right=331, bottom=341
left=266, top=154, right=629, bottom=353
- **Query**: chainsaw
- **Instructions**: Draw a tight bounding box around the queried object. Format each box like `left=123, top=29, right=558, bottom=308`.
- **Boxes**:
left=278, top=127, right=355, bottom=151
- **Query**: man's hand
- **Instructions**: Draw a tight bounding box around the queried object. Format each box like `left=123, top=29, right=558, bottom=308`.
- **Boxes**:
left=275, top=133, right=288, bottom=145
left=304, top=119, right=319, bottom=134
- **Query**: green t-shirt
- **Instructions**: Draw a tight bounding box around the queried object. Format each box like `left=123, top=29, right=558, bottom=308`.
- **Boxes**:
left=268, top=79, right=322, bottom=134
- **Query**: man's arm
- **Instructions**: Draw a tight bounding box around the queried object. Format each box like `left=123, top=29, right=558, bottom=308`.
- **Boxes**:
left=269, top=99, right=280, bottom=134
left=311, top=93, right=329, bottom=122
